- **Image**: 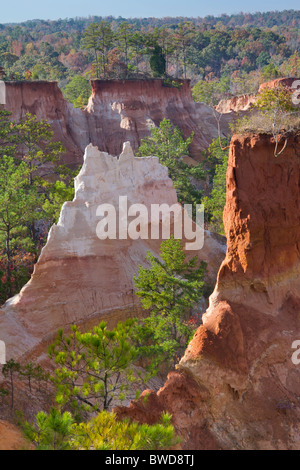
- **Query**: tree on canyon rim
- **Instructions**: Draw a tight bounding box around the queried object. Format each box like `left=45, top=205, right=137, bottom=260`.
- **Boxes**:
left=255, top=84, right=300, bottom=156
left=82, top=21, right=114, bottom=78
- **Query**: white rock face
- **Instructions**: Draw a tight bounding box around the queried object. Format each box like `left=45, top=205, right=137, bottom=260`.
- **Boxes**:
left=0, top=143, right=226, bottom=363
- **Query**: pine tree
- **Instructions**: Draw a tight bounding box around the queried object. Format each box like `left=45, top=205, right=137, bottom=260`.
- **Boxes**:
left=134, top=237, right=206, bottom=372
left=138, top=119, right=203, bottom=207
left=2, top=359, right=21, bottom=408
left=0, top=156, right=41, bottom=296
left=49, top=320, right=139, bottom=412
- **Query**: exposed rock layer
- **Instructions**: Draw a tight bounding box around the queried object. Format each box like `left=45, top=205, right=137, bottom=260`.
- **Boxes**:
left=215, top=94, right=256, bottom=114
left=4, top=79, right=230, bottom=165
left=115, top=133, right=300, bottom=450
left=0, top=143, right=225, bottom=364
left=215, top=76, right=299, bottom=114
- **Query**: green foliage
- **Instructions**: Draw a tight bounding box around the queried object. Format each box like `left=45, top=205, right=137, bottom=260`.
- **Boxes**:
left=0, top=12, right=297, bottom=82
left=260, top=63, right=279, bottom=81
left=192, top=79, right=229, bottom=105
left=20, top=362, right=35, bottom=393
left=23, top=408, right=74, bottom=450
left=24, top=407, right=178, bottom=451
left=62, top=76, right=92, bottom=108
left=70, top=410, right=178, bottom=450
left=2, top=359, right=21, bottom=408
left=19, top=361, right=49, bottom=394
left=16, top=113, right=65, bottom=187
left=0, top=156, right=41, bottom=297
left=42, top=180, right=75, bottom=224
left=256, top=85, right=295, bottom=114
left=163, top=78, right=183, bottom=89
left=49, top=320, right=139, bottom=411
left=82, top=21, right=115, bottom=78
left=232, top=85, right=300, bottom=156
left=138, top=119, right=203, bottom=207
left=133, top=237, right=206, bottom=373
left=202, top=138, right=229, bottom=235
left=0, top=109, right=18, bottom=158
left=150, top=45, right=166, bottom=77
left=0, top=111, right=73, bottom=302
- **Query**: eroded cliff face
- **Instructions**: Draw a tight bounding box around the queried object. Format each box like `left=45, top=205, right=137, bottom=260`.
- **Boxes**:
left=215, top=77, right=299, bottom=114
left=115, top=133, right=300, bottom=450
left=4, top=79, right=230, bottom=165
left=0, top=142, right=225, bottom=364
left=215, top=94, right=256, bottom=114
left=4, top=81, right=87, bottom=167
left=85, top=79, right=229, bottom=160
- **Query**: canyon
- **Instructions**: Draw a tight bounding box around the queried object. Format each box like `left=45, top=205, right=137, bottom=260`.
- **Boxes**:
left=0, top=142, right=225, bottom=365
left=4, top=79, right=230, bottom=167
left=116, top=132, right=300, bottom=450
left=216, top=76, right=299, bottom=114
left=0, top=77, right=299, bottom=450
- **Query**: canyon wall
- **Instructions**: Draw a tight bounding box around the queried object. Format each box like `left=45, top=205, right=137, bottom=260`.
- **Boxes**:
left=215, top=76, right=299, bottom=114
left=116, top=132, right=300, bottom=450
left=215, top=94, right=256, bottom=114
left=4, top=81, right=86, bottom=167
left=0, top=142, right=226, bottom=364
left=3, top=79, right=230, bottom=165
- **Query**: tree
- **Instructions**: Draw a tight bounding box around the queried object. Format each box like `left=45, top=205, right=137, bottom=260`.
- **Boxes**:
left=202, top=138, right=229, bottom=235
left=192, top=79, right=229, bottom=150
left=150, top=45, right=166, bottom=78
left=62, top=76, right=92, bottom=109
left=255, top=85, right=299, bottom=156
left=24, top=408, right=178, bottom=451
left=21, top=362, right=35, bottom=393
left=134, top=237, right=206, bottom=373
left=81, top=23, right=102, bottom=78
left=138, top=119, right=203, bottom=208
left=49, top=320, right=139, bottom=412
left=156, top=27, right=175, bottom=76
left=70, top=411, right=178, bottom=450
left=174, top=22, right=195, bottom=79
left=116, top=22, right=133, bottom=70
left=2, top=359, right=21, bottom=408
left=0, top=109, right=18, bottom=158
left=0, top=156, right=41, bottom=296
left=42, top=180, right=75, bottom=225
left=16, top=113, right=68, bottom=241
left=23, top=408, right=74, bottom=450
left=128, top=31, right=146, bottom=73
left=16, top=113, right=65, bottom=187
left=82, top=21, right=115, bottom=78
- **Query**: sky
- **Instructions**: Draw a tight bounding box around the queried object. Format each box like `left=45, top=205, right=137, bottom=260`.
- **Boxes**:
left=0, top=0, right=299, bottom=24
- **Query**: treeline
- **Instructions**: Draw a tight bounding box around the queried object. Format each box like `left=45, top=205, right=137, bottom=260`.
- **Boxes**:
left=0, top=11, right=299, bottom=87
left=2, top=9, right=299, bottom=31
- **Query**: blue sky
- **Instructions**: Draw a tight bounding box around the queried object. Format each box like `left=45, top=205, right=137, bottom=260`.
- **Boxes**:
left=0, top=0, right=299, bottom=23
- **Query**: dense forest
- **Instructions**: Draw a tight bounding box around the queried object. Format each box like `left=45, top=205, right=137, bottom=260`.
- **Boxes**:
left=0, top=10, right=299, bottom=106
